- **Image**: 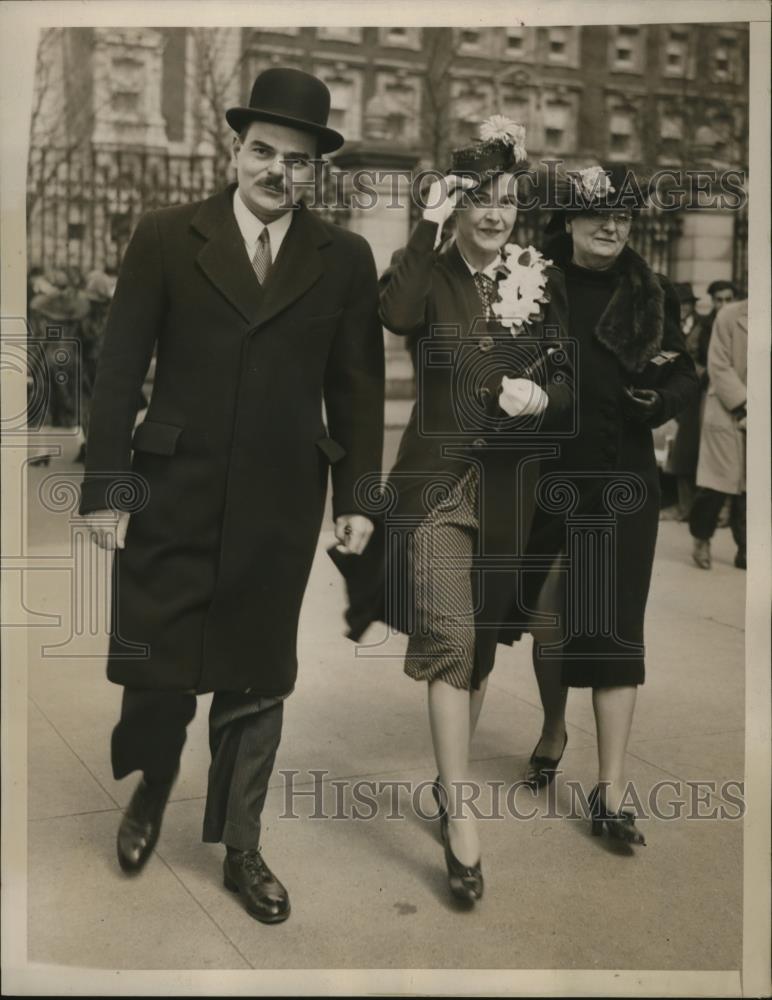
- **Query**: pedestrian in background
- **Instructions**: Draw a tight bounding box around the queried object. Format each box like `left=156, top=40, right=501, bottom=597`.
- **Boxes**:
left=663, top=282, right=704, bottom=520
left=76, top=268, right=117, bottom=463
left=28, top=268, right=90, bottom=464
left=689, top=299, right=747, bottom=570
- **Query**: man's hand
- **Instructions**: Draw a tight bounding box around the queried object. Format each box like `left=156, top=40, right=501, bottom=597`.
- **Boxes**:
left=81, top=509, right=131, bottom=550
left=622, top=387, right=662, bottom=423
left=422, top=174, right=476, bottom=231
left=334, top=514, right=374, bottom=555
left=499, top=377, right=549, bottom=418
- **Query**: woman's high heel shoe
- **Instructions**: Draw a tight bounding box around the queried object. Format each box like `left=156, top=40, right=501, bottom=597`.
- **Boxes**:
left=524, top=731, right=568, bottom=790
left=439, top=812, right=483, bottom=903
left=588, top=785, right=646, bottom=846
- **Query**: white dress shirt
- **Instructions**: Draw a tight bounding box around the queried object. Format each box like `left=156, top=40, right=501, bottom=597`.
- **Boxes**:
left=233, top=188, right=293, bottom=265
left=457, top=243, right=504, bottom=281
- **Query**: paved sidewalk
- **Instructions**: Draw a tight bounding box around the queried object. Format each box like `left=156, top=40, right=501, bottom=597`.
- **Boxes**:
left=23, top=437, right=744, bottom=971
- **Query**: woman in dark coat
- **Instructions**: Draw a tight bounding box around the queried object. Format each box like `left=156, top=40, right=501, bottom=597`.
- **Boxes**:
left=347, top=120, right=572, bottom=901
left=520, top=165, right=698, bottom=845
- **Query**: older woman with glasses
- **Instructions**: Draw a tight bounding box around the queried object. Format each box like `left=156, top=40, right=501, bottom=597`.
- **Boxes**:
left=519, top=164, right=698, bottom=847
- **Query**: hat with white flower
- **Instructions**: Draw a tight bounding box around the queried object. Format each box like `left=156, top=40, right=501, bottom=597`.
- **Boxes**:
left=544, top=161, right=650, bottom=233
left=448, top=115, right=529, bottom=188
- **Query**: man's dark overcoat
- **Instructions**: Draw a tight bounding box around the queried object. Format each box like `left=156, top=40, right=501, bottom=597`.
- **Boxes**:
left=80, top=184, right=384, bottom=695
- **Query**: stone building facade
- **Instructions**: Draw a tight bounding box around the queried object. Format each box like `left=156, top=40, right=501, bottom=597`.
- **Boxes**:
left=28, top=24, right=749, bottom=323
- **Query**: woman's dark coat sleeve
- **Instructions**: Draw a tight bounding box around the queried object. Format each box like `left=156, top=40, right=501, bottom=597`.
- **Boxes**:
left=378, top=219, right=439, bottom=336
left=644, top=276, right=699, bottom=428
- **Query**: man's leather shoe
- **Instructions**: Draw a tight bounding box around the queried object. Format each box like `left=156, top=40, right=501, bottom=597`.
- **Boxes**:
left=117, top=776, right=175, bottom=874
left=223, top=848, right=290, bottom=924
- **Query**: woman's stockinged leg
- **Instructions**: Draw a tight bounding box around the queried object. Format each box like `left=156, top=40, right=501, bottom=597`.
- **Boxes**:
left=428, top=678, right=480, bottom=867
left=592, top=684, right=637, bottom=813
left=469, top=676, right=488, bottom=739
left=530, top=564, right=568, bottom=759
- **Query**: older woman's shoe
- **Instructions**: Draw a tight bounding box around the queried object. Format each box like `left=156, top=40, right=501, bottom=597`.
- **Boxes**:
left=524, top=731, right=568, bottom=790
left=117, top=775, right=175, bottom=874
left=692, top=539, right=711, bottom=569
left=223, top=848, right=290, bottom=923
left=588, top=785, right=646, bottom=846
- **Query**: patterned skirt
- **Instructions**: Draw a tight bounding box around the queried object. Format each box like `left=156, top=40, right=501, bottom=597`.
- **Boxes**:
left=404, top=467, right=481, bottom=690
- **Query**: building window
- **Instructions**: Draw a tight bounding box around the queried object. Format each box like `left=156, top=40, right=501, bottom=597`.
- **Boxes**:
left=542, top=98, right=573, bottom=153
left=548, top=28, right=566, bottom=59
left=317, top=68, right=363, bottom=142
left=67, top=222, right=85, bottom=241
left=459, top=29, right=483, bottom=53
left=712, top=34, right=739, bottom=82
left=502, top=26, right=536, bottom=60
left=663, top=27, right=690, bottom=77
left=316, top=27, right=362, bottom=43
left=608, top=108, right=638, bottom=159
left=545, top=26, right=578, bottom=66
left=659, top=111, right=684, bottom=161
left=611, top=26, right=644, bottom=73
left=507, top=29, right=523, bottom=53
left=379, top=27, right=421, bottom=49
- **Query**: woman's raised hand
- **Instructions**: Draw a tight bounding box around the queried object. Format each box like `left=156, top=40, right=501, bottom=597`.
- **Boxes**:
left=422, top=174, right=477, bottom=229
left=498, top=377, right=549, bottom=417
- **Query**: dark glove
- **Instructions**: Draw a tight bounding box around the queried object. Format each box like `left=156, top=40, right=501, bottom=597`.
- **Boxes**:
left=622, top=387, right=663, bottom=424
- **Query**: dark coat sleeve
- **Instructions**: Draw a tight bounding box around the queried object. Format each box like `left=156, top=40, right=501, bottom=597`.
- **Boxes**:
left=324, top=235, right=385, bottom=520
left=645, top=276, right=699, bottom=428
left=378, top=219, right=439, bottom=336
left=538, top=265, right=573, bottom=432
left=79, top=212, right=165, bottom=513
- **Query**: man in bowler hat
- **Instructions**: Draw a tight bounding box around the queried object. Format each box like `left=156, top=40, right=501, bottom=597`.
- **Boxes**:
left=79, top=68, right=384, bottom=922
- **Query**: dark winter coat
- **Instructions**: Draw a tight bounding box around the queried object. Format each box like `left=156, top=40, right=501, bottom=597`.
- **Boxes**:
left=332, top=219, right=573, bottom=684
left=79, top=184, right=385, bottom=695
left=520, top=234, right=699, bottom=686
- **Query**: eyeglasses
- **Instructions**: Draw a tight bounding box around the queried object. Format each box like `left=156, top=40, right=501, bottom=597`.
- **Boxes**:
left=584, top=209, right=633, bottom=228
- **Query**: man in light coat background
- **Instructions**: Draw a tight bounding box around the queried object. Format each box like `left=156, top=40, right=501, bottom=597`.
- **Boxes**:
left=79, top=67, right=385, bottom=923
left=690, top=298, right=747, bottom=570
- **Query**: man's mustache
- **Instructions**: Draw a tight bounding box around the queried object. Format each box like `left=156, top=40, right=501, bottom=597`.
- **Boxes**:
left=258, top=181, right=287, bottom=194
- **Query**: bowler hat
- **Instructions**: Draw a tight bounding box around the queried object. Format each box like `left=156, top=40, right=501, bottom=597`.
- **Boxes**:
left=226, top=67, right=344, bottom=154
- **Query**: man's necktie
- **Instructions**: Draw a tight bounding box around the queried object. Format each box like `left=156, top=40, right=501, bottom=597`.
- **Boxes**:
left=473, top=272, right=497, bottom=320
left=252, top=228, right=272, bottom=285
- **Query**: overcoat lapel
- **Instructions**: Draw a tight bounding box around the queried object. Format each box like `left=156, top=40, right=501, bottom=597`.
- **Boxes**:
left=252, top=202, right=329, bottom=330
left=192, top=186, right=265, bottom=326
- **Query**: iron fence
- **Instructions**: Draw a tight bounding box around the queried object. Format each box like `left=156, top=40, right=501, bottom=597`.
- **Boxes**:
left=28, top=145, right=739, bottom=290
left=26, top=146, right=351, bottom=276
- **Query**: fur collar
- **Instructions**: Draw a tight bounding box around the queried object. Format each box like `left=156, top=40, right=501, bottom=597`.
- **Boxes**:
left=545, top=234, right=665, bottom=373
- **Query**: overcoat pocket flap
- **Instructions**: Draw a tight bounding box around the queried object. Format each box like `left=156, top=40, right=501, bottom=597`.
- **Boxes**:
left=132, top=420, right=183, bottom=456
left=316, top=435, right=347, bottom=464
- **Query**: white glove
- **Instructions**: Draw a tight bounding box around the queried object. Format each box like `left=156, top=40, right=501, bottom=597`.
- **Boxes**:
left=422, top=174, right=476, bottom=247
left=498, top=377, right=549, bottom=418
